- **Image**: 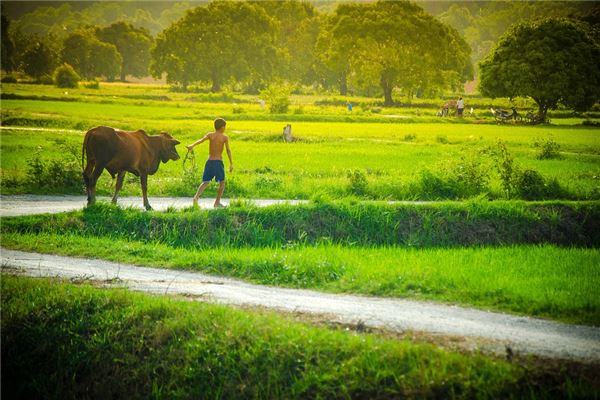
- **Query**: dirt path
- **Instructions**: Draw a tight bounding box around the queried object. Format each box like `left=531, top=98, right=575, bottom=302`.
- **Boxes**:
left=0, top=195, right=307, bottom=217
left=2, top=248, right=599, bottom=362
left=0, top=195, right=433, bottom=217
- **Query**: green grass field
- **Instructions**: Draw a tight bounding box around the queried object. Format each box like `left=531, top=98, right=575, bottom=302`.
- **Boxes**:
left=2, top=275, right=596, bottom=399
left=2, top=201, right=599, bottom=324
left=1, top=83, right=599, bottom=200
left=1, top=82, right=599, bottom=397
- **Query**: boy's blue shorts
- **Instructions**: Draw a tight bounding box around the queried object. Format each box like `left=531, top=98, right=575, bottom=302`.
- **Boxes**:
left=202, top=160, right=225, bottom=182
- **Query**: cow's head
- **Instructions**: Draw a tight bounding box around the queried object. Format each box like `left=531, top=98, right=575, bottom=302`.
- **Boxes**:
left=159, top=132, right=181, bottom=162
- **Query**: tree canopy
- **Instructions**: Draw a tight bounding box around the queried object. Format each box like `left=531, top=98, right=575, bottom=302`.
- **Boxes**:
left=62, top=29, right=122, bottom=80
left=97, top=22, right=153, bottom=81
left=479, top=18, right=600, bottom=119
left=323, top=1, right=473, bottom=105
left=21, top=37, right=58, bottom=80
left=151, top=1, right=277, bottom=92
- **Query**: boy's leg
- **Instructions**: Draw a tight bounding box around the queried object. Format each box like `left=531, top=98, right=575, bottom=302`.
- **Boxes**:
left=214, top=181, right=225, bottom=207
left=193, top=181, right=211, bottom=206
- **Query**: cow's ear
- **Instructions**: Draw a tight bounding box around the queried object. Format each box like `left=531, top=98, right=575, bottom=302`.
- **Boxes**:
left=171, top=139, right=181, bottom=145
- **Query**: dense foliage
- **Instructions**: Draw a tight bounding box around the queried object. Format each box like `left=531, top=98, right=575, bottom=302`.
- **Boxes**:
left=53, top=63, right=80, bottom=88
left=479, top=18, right=600, bottom=119
left=3, top=1, right=599, bottom=102
left=151, top=1, right=277, bottom=92
left=322, top=1, right=473, bottom=105
left=96, top=22, right=153, bottom=81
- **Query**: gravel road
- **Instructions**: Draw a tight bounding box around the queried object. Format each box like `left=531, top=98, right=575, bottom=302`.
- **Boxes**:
left=2, top=248, right=599, bottom=362
left=0, top=195, right=307, bottom=217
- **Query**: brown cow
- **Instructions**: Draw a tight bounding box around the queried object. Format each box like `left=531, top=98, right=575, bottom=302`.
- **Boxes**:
left=82, top=126, right=180, bottom=210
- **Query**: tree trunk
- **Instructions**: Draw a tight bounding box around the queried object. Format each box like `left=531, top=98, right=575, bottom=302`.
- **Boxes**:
left=339, top=72, right=347, bottom=96
left=537, top=103, right=548, bottom=124
left=211, top=72, right=221, bottom=93
left=380, top=73, right=394, bottom=107
left=120, top=62, right=126, bottom=82
left=382, top=82, right=393, bottom=107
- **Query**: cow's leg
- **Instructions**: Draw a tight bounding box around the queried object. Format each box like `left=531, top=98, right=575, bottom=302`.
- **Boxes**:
left=88, top=165, right=104, bottom=206
left=112, top=172, right=126, bottom=204
left=83, top=159, right=95, bottom=205
left=140, top=174, right=152, bottom=210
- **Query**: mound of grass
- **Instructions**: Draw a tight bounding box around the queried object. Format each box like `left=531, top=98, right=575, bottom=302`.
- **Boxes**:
left=2, top=275, right=595, bottom=399
left=3, top=201, right=598, bottom=248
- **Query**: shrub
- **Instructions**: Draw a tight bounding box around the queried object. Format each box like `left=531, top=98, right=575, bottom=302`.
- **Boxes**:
left=415, top=170, right=461, bottom=199
left=260, top=84, right=291, bottom=114
left=26, top=143, right=82, bottom=192
left=347, top=169, right=369, bottom=196
left=254, top=175, right=282, bottom=189
left=582, top=119, right=600, bottom=127
left=53, top=63, right=80, bottom=88
left=445, top=153, right=490, bottom=196
left=533, top=136, right=561, bottom=159
left=1, top=74, right=17, bottom=83
left=38, top=74, right=54, bottom=85
left=232, top=105, right=244, bottom=114
left=436, top=135, right=449, bottom=144
left=514, top=169, right=565, bottom=200
left=403, top=133, right=417, bottom=142
left=488, top=141, right=519, bottom=198
left=84, top=80, right=100, bottom=89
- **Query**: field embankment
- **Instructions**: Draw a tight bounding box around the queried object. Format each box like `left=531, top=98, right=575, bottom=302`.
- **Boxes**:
left=2, top=201, right=599, bottom=325
left=2, top=275, right=597, bottom=399
left=3, top=201, right=598, bottom=248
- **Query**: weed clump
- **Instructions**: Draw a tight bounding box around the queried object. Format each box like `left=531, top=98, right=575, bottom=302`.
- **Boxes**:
left=347, top=169, right=369, bottom=196
left=488, top=141, right=566, bottom=199
left=26, top=141, right=82, bottom=193
left=533, top=136, right=562, bottom=159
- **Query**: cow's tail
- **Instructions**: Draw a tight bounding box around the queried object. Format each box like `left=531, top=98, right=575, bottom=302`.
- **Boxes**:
left=82, top=130, right=89, bottom=171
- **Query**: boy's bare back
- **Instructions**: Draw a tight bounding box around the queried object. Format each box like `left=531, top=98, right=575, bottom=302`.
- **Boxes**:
left=207, top=132, right=229, bottom=160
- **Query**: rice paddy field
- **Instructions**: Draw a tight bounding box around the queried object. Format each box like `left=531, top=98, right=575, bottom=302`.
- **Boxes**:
left=1, top=81, right=599, bottom=398
left=1, top=82, right=599, bottom=200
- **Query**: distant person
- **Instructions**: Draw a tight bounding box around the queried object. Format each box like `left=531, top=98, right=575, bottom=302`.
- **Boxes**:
left=442, top=102, right=449, bottom=117
left=457, top=97, right=465, bottom=117
left=347, top=101, right=353, bottom=112
left=259, top=99, right=266, bottom=110
left=186, top=118, right=233, bottom=208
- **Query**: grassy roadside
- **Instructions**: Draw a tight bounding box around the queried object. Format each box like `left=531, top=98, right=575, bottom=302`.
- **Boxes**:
left=3, top=232, right=599, bottom=325
left=3, top=201, right=598, bottom=248
left=2, top=274, right=597, bottom=399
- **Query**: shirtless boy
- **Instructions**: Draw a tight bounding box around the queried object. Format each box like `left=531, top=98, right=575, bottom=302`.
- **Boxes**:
left=186, top=118, right=233, bottom=208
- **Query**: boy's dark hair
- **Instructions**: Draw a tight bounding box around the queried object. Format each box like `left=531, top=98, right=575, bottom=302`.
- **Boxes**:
left=214, top=118, right=226, bottom=131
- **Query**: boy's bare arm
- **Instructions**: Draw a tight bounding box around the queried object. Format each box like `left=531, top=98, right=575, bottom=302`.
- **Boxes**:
left=225, top=139, right=233, bottom=172
left=186, top=133, right=211, bottom=151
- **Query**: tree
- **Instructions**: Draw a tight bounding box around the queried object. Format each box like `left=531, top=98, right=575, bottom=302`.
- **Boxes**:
left=254, top=1, right=321, bottom=88
left=325, top=1, right=472, bottom=105
left=1, top=15, right=16, bottom=71
left=479, top=18, right=600, bottom=121
left=97, top=22, right=153, bottom=81
left=62, top=29, right=122, bottom=80
left=315, top=13, right=352, bottom=95
left=151, top=1, right=277, bottom=92
left=22, top=37, right=58, bottom=80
